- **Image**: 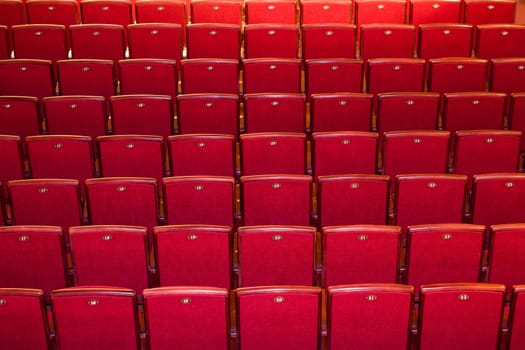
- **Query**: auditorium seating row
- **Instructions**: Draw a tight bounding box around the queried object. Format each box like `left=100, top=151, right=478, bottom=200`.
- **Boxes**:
left=1, top=173, right=525, bottom=231
left=1, top=283, right=524, bottom=349
left=0, top=0, right=517, bottom=29
left=1, top=22, right=525, bottom=61
left=2, top=223, right=525, bottom=292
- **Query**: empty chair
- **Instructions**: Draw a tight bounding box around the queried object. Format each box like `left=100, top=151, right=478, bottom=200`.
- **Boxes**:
left=418, top=283, right=505, bottom=350
left=243, top=93, right=306, bottom=133
left=0, top=59, right=54, bottom=99
left=359, top=24, right=415, bottom=60
left=508, top=285, right=525, bottom=350
left=471, top=173, right=525, bottom=227
left=302, top=24, right=356, bottom=60
left=489, top=58, right=525, bottom=95
left=26, top=0, right=78, bottom=27
left=26, top=135, right=95, bottom=184
left=97, top=135, right=165, bottom=181
left=0, top=184, right=5, bottom=225
left=80, top=0, right=132, bottom=28
left=236, top=286, right=321, bottom=350
left=12, top=24, right=68, bottom=62
left=240, top=132, right=306, bottom=176
left=163, top=176, right=235, bottom=227
left=186, top=24, right=240, bottom=59
left=69, top=225, right=149, bottom=293
left=144, top=287, right=230, bottom=350
left=310, top=93, right=373, bottom=132
left=376, top=92, right=440, bottom=133
left=177, top=94, right=239, bottom=135
left=305, top=59, right=363, bottom=96
left=366, top=58, right=425, bottom=96
left=417, top=24, right=473, bottom=59
left=452, top=130, right=521, bottom=183
left=237, top=225, right=316, bottom=287
left=0, top=226, right=66, bottom=295
left=69, top=24, right=125, bottom=61
left=476, top=24, right=525, bottom=60
left=510, top=93, right=525, bottom=151
left=488, top=225, right=525, bottom=295
left=327, top=284, right=413, bottom=350
left=134, top=0, right=187, bottom=43
left=0, top=0, right=25, bottom=28
left=180, top=59, right=239, bottom=94
left=355, top=0, right=406, bottom=28
left=0, top=96, right=40, bottom=139
left=154, top=226, right=232, bottom=288
left=119, top=59, right=178, bottom=98
left=244, top=24, right=299, bottom=59
left=406, top=224, right=484, bottom=291
left=428, top=58, right=488, bottom=95
left=128, top=23, right=182, bottom=61
left=57, top=59, right=116, bottom=100
left=323, top=226, right=401, bottom=287
left=9, top=179, right=83, bottom=231
left=85, top=177, right=160, bottom=234
left=43, top=95, right=107, bottom=139
left=0, top=135, right=24, bottom=197
left=168, top=134, right=235, bottom=177
left=51, top=287, right=139, bottom=350
left=442, top=92, right=506, bottom=133
left=393, top=174, right=467, bottom=231
left=110, top=95, right=173, bottom=139
left=241, top=175, right=312, bottom=226
left=190, top=0, right=242, bottom=25
left=0, top=25, right=8, bottom=59
left=243, top=58, right=302, bottom=94
left=245, top=0, right=296, bottom=24
left=300, top=0, right=353, bottom=24
left=318, top=175, right=390, bottom=227
left=382, top=131, right=450, bottom=181
left=0, top=288, right=49, bottom=350
left=410, top=0, right=461, bottom=28
left=464, top=0, right=516, bottom=25
left=312, top=131, right=378, bottom=178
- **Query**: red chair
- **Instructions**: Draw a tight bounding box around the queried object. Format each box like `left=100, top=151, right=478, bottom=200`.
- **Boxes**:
left=69, top=225, right=149, bottom=294
left=418, top=283, right=505, bottom=350
left=417, top=24, right=473, bottom=59
left=144, top=287, right=230, bottom=350
left=475, top=24, right=525, bottom=60
left=0, top=135, right=24, bottom=198
left=376, top=92, right=440, bottom=133
left=301, top=0, right=352, bottom=24
left=134, top=0, right=187, bottom=44
left=190, top=0, right=242, bottom=25
left=240, top=132, right=306, bottom=176
left=406, top=224, right=484, bottom=292
left=163, top=176, right=235, bottom=227
left=180, top=59, right=239, bottom=94
left=244, top=24, right=299, bottom=59
left=305, top=59, right=363, bottom=97
left=127, top=23, right=182, bottom=61
left=464, top=0, right=516, bottom=25
left=168, top=134, right=235, bottom=177
left=110, top=94, right=173, bottom=139
left=0, top=288, right=49, bottom=350
left=318, top=175, right=390, bottom=227
left=51, top=287, right=140, bottom=350
left=323, top=226, right=401, bottom=287
left=0, top=25, right=8, bottom=59
left=0, top=59, right=54, bottom=99
left=236, top=286, right=321, bottom=350
left=186, top=23, right=240, bottom=59
left=243, top=93, right=306, bottom=133
left=428, top=58, right=488, bottom=95
left=355, top=0, right=406, bottom=28
left=119, top=59, right=178, bottom=98
left=310, top=92, right=373, bottom=132
left=80, top=0, right=132, bottom=28
left=302, top=24, right=356, bottom=60
left=57, top=59, right=116, bottom=100
left=153, top=226, right=232, bottom=288
left=69, top=24, right=126, bottom=61
left=26, top=0, right=79, bottom=27
left=327, top=284, right=413, bottom=350
left=97, top=135, right=165, bottom=181
left=366, top=58, right=425, bottom=96
left=241, top=175, right=312, bottom=226
left=0, top=0, right=25, bottom=28
left=312, top=131, right=378, bottom=179
left=360, top=24, right=415, bottom=61
left=489, top=58, right=525, bottom=95
left=245, top=0, right=296, bottom=24
left=409, top=0, right=461, bottom=29
left=177, top=94, right=239, bottom=136
left=243, top=58, right=302, bottom=94
left=508, top=285, right=525, bottom=350
left=510, top=93, right=525, bottom=151
left=12, top=24, right=68, bottom=62
left=0, top=96, right=40, bottom=138
left=0, top=226, right=66, bottom=295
